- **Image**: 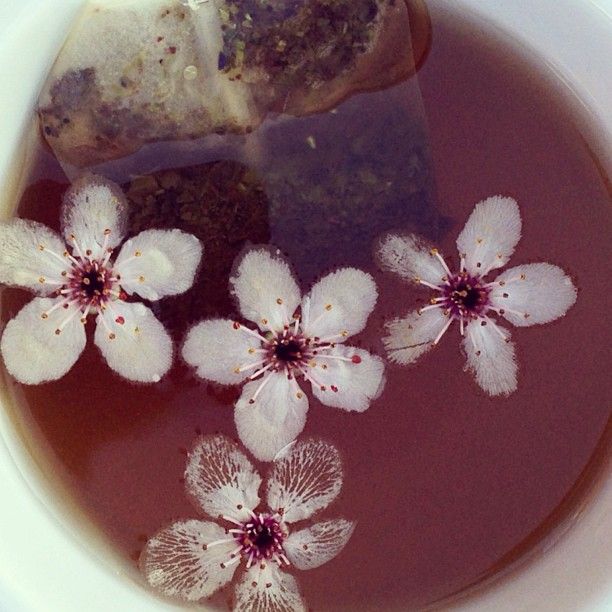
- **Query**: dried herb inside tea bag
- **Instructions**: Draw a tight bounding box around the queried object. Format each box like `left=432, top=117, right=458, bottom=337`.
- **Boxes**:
left=38, top=0, right=428, bottom=169
left=258, top=82, right=439, bottom=283
left=125, top=160, right=270, bottom=330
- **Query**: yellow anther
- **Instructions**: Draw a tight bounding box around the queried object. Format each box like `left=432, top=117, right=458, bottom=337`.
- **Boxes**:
left=135, top=250, right=142, bottom=257
left=109, top=333, right=116, bottom=340
left=38, top=244, right=45, bottom=251
left=103, top=228, right=111, bottom=235
left=138, top=275, right=145, bottom=283
left=325, top=304, right=333, bottom=311
left=41, top=313, right=48, bottom=320
left=276, top=298, right=283, bottom=305
left=38, top=276, right=46, bottom=284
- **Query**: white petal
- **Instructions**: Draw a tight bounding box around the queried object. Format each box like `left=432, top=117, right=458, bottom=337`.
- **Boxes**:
left=230, top=249, right=301, bottom=332
left=0, top=297, right=86, bottom=384
left=93, top=302, right=172, bottom=383
left=310, top=346, right=385, bottom=412
left=233, top=563, right=306, bottom=612
left=0, top=219, right=69, bottom=294
left=266, top=438, right=342, bottom=524
left=301, top=268, right=377, bottom=340
left=184, top=434, right=261, bottom=522
left=383, top=308, right=450, bottom=365
left=284, top=519, right=355, bottom=570
left=463, top=319, right=517, bottom=396
left=62, top=174, right=127, bottom=260
left=115, top=229, right=202, bottom=301
left=235, top=373, right=308, bottom=462
left=182, top=318, right=263, bottom=385
left=490, top=263, right=577, bottom=327
left=456, top=196, right=522, bottom=276
left=141, top=520, right=237, bottom=602
left=377, top=233, right=447, bottom=286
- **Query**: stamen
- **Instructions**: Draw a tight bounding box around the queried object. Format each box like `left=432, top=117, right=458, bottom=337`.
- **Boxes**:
left=248, top=374, right=273, bottom=404
left=234, top=359, right=267, bottom=374
left=222, top=515, right=244, bottom=527
left=430, top=248, right=451, bottom=275
left=433, top=316, right=453, bottom=345
left=417, top=278, right=444, bottom=291
left=234, top=323, right=268, bottom=343
left=418, top=303, right=443, bottom=314
left=248, top=362, right=275, bottom=381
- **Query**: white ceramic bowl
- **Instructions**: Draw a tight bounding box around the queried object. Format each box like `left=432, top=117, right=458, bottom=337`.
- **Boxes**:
left=0, top=1, right=610, bottom=610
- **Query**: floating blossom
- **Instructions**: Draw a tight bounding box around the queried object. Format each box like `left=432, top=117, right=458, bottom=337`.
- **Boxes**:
left=378, top=196, right=577, bottom=396
left=0, top=175, right=202, bottom=384
left=182, top=248, right=385, bottom=461
left=141, top=435, right=354, bottom=611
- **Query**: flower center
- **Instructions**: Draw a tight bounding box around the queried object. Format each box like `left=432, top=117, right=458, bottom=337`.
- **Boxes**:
left=442, top=273, right=490, bottom=318
left=215, top=511, right=290, bottom=570
left=273, top=337, right=305, bottom=363
left=237, top=513, right=287, bottom=564
left=66, top=257, right=117, bottom=310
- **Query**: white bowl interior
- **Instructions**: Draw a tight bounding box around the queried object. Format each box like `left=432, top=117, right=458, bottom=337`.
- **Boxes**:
left=0, top=1, right=610, bottom=610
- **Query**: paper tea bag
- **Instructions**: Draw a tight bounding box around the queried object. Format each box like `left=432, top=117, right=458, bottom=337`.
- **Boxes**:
left=39, top=0, right=425, bottom=169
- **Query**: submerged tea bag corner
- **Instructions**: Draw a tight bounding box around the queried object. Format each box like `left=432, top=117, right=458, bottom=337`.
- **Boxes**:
left=38, top=0, right=424, bottom=171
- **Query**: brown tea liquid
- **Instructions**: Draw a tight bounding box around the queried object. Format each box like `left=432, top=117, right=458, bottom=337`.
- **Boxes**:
left=1, top=3, right=610, bottom=610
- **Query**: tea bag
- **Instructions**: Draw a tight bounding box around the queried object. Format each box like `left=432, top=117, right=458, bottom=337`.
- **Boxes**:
left=38, top=0, right=423, bottom=171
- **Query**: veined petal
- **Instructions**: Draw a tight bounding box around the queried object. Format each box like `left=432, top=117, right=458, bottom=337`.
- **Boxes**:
left=301, top=268, right=377, bottom=340
left=266, top=439, right=342, bottom=524
left=0, top=219, right=69, bottom=294
left=377, top=233, right=447, bottom=286
left=141, top=520, right=237, bottom=602
left=456, top=196, right=521, bottom=276
left=115, top=229, right=202, bottom=301
left=463, top=319, right=517, bottom=396
left=182, top=319, right=263, bottom=385
left=184, top=434, right=261, bottom=523
left=235, top=372, right=308, bottom=462
left=0, top=297, right=86, bottom=384
left=62, top=174, right=127, bottom=260
left=490, top=263, right=577, bottom=327
left=284, top=519, right=355, bottom=570
left=230, top=249, right=301, bottom=332
left=383, top=308, right=450, bottom=365
left=94, top=302, right=172, bottom=383
left=310, top=346, right=385, bottom=413
left=233, top=563, right=306, bottom=612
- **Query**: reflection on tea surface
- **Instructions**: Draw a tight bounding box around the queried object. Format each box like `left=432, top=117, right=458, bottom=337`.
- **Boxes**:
left=1, top=2, right=610, bottom=611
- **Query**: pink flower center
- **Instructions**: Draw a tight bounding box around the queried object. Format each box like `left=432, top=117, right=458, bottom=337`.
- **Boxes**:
left=217, top=511, right=290, bottom=570
left=65, top=258, right=116, bottom=309
left=236, top=513, right=287, bottom=564
left=441, top=272, right=490, bottom=319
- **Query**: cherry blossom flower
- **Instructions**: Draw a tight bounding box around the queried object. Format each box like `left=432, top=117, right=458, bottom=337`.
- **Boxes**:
left=0, top=174, right=202, bottom=385
left=141, top=435, right=354, bottom=611
left=182, top=248, right=385, bottom=461
left=378, top=196, right=577, bottom=396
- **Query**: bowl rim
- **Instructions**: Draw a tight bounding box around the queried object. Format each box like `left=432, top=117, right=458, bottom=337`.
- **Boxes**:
left=0, top=0, right=610, bottom=611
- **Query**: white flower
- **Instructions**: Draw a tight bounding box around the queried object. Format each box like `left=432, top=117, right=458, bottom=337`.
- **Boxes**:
left=182, top=248, right=385, bottom=461
left=378, top=196, right=577, bottom=396
left=0, top=174, right=202, bottom=384
left=141, top=435, right=354, bottom=611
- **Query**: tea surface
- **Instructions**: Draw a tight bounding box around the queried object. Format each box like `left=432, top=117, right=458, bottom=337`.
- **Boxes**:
left=2, top=3, right=611, bottom=610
